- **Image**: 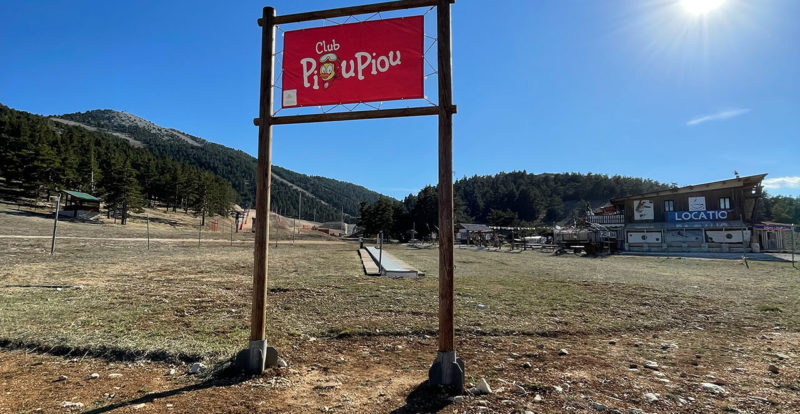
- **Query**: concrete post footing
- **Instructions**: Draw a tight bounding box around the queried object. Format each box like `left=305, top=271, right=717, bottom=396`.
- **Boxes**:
left=428, top=350, right=464, bottom=392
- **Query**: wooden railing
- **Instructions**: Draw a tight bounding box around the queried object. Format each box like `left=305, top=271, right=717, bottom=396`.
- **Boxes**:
left=586, top=215, right=625, bottom=225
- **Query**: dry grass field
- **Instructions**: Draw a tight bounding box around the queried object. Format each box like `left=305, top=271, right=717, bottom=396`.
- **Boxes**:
left=1, top=204, right=799, bottom=413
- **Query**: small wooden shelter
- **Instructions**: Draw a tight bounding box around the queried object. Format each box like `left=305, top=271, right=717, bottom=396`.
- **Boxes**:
left=61, top=190, right=101, bottom=218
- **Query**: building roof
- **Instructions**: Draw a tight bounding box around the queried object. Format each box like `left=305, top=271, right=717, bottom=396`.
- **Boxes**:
left=611, top=174, right=767, bottom=203
left=458, top=223, right=492, bottom=232
left=63, top=190, right=101, bottom=202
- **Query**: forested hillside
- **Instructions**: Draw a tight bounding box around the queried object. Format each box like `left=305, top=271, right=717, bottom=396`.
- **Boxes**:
left=0, top=104, right=234, bottom=224
left=359, top=170, right=799, bottom=240
left=358, top=172, right=673, bottom=239
left=454, top=171, right=670, bottom=224
left=54, top=109, right=380, bottom=221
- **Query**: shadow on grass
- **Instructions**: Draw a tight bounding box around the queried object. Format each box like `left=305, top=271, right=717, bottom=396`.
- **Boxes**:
left=390, top=381, right=454, bottom=414
left=83, top=367, right=250, bottom=414
left=0, top=209, right=103, bottom=224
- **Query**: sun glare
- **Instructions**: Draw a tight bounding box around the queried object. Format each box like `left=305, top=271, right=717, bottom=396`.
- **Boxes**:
left=681, top=0, right=726, bottom=15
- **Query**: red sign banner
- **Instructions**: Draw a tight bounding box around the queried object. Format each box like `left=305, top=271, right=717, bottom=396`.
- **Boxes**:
left=281, top=16, right=424, bottom=108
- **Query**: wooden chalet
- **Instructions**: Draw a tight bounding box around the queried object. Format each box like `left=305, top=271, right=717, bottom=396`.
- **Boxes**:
left=588, top=174, right=767, bottom=252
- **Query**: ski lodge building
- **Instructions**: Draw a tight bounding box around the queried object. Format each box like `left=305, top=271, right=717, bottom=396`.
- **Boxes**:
left=587, top=174, right=772, bottom=253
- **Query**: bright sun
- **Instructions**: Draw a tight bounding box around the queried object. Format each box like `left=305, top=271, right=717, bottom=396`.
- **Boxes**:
left=681, top=0, right=726, bottom=15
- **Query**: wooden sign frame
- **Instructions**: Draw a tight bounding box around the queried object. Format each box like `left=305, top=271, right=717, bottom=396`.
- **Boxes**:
left=248, top=0, right=462, bottom=390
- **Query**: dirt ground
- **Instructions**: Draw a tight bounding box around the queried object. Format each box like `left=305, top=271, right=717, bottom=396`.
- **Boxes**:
left=3, top=330, right=799, bottom=413
left=2, top=206, right=800, bottom=413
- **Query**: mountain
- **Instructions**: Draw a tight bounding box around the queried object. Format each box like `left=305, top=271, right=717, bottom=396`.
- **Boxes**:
left=0, top=104, right=237, bottom=223
left=52, top=109, right=382, bottom=221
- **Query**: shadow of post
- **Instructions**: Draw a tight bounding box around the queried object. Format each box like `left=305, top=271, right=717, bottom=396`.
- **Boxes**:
left=390, top=381, right=454, bottom=414
left=83, top=373, right=250, bottom=414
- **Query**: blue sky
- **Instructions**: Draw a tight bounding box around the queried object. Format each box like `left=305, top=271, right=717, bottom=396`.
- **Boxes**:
left=1, top=0, right=798, bottom=199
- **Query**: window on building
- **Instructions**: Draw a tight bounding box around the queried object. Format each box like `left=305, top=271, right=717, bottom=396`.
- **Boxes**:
left=664, top=200, right=674, bottom=212
left=720, top=197, right=731, bottom=210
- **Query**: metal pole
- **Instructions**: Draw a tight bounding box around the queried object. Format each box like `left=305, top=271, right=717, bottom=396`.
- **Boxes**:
left=248, top=6, right=278, bottom=374
left=378, top=231, right=383, bottom=275
left=50, top=193, right=61, bottom=255
left=146, top=213, right=150, bottom=250
left=740, top=214, right=748, bottom=269
left=792, top=224, right=796, bottom=269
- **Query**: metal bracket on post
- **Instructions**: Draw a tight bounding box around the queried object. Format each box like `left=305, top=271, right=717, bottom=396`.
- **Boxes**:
left=235, top=340, right=279, bottom=372
left=428, top=350, right=464, bottom=390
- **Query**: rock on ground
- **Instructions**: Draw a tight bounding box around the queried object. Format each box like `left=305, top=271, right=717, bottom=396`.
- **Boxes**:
left=61, top=402, right=84, bottom=409
left=476, top=378, right=492, bottom=394
left=701, top=382, right=728, bottom=395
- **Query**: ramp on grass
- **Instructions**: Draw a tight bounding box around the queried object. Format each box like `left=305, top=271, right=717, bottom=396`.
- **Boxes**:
left=363, top=246, right=423, bottom=277
left=358, top=248, right=381, bottom=275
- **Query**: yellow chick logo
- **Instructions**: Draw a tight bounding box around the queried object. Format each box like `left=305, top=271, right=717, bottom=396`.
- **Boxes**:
left=319, top=53, right=337, bottom=88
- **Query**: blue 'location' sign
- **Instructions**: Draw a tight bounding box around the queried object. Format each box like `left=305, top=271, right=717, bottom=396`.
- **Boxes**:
left=667, top=210, right=730, bottom=222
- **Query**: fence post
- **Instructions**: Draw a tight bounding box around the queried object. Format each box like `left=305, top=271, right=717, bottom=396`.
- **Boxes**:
left=792, top=224, right=796, bottom=269
left=146, top=213, right=150, bottom=250
left=198, top=220, right=202, bottom=248
left=50, top=193, right=61, bottom=255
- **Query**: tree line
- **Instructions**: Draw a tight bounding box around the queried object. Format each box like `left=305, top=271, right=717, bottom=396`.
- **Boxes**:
left=359, top=170, right=800, bottom=240
left=0, top=104, right=236, bottom=224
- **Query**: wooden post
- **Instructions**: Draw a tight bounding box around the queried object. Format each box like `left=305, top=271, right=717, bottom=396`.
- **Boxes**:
left=50, top=193, right=61, bottom=255
left=248, top=5, right=278, bottom=373
left=230, top=219, right=234, bottom=247
left=146, top=213, right=150, bottom=250
left=436, top=0, right=455, bottom=354
left=198, top=220, right=202, bottom=248
left=428, top=0, right=463, bottom=391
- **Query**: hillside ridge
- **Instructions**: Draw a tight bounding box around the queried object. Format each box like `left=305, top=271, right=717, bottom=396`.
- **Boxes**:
left=55, top=108, right=383, bottom=219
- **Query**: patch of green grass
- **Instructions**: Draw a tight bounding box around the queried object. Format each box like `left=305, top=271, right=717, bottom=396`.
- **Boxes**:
left=757, top=304, right=783, bottom=312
